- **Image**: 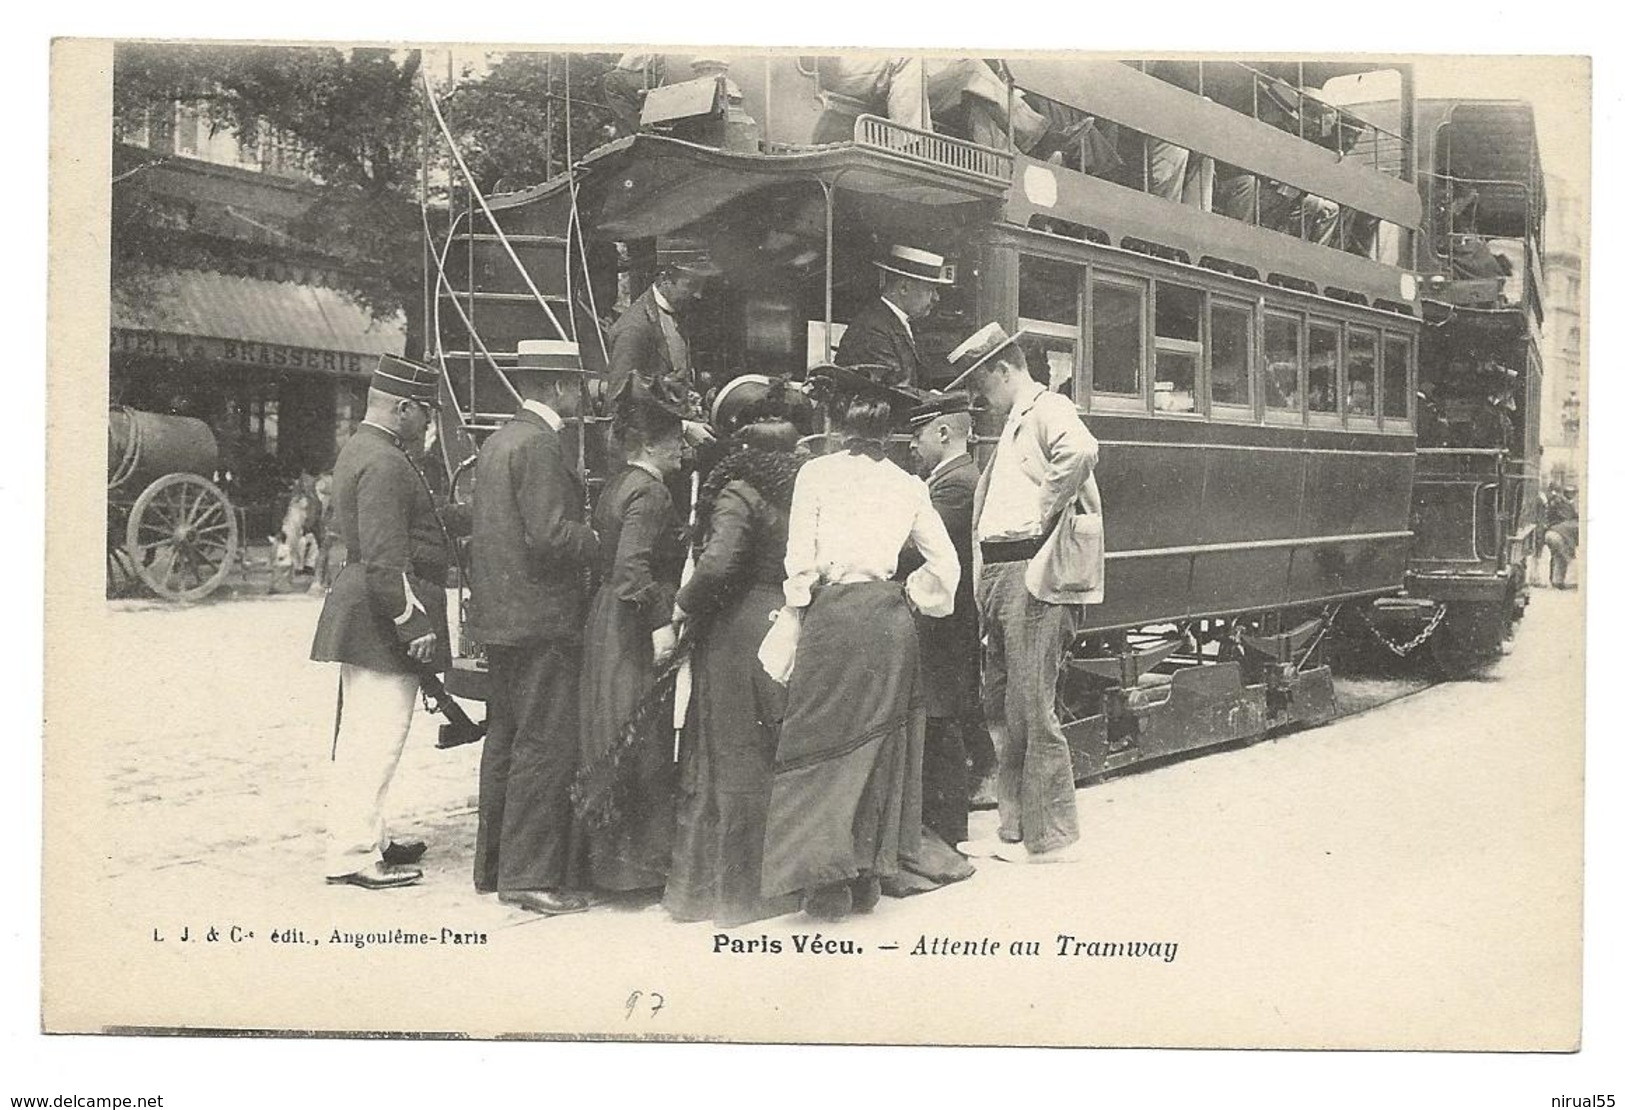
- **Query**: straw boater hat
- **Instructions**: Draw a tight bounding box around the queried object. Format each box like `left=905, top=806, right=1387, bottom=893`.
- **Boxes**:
left=944, top=322, right=1026, bottom=391
left=371, top=354, right=441, bottom=407
left=516, top=339, right=590, bottom=373
left=873, top=244, right=954, bottom=285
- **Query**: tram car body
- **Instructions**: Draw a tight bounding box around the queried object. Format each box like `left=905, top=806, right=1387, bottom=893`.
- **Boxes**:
left=1367, top=99, right=1545, bottom=672
left=427, top=55, right=1447, bottom=779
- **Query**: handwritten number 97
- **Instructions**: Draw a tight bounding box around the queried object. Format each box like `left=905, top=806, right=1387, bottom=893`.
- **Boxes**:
left=625, top=990, right=665, bottom=1020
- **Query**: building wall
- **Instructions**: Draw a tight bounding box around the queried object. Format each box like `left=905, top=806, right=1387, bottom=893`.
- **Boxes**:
left=1539, top=173, right=1585, bottom=490
left=111, top=116, right=405, bottom=532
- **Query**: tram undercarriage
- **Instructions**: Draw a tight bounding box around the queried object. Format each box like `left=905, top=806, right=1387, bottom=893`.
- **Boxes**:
left=1057, top=606, right=1341, bottom=782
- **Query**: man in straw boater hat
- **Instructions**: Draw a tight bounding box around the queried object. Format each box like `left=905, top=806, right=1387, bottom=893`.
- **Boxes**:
left=606, top=238, right=723, bottom=448
left=947, top=322, right=1103, bottom=865
left=834, top=244, right=955, bottom=389
left=467, top=339, right=599, bottom=916
left=310, top=355, right=450, bottom=890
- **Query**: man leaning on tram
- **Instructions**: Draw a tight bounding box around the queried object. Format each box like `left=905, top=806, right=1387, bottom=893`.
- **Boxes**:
left=949, top=322, right=1102, bottom=866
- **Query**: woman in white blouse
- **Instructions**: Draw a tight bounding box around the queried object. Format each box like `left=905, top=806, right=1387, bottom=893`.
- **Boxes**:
left=758, top=368, right=960, bottom=921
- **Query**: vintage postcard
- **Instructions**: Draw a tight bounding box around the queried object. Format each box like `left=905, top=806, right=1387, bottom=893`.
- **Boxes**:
left=43, top=37, right=1591, bottom=1061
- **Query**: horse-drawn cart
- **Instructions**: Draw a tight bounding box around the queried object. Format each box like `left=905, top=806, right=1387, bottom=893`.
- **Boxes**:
left=106, top=406, right=241, bottom=602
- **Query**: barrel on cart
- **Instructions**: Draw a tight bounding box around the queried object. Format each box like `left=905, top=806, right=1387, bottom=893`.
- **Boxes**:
left=106, top=407, right=241, bottom=602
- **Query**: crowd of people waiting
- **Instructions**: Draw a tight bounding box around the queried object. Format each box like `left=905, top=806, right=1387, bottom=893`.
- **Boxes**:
left=308, top=240, right=1105, bottom=924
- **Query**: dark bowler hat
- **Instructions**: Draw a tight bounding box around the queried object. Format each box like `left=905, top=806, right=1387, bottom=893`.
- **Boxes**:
left=944, top=322, right=1025, bottom=390
left=516, top=339, right=590, bottom=373
left=908, top=390, right=974, bottom=429
left=806, top=363, right=923, bottom=424
left=657, top=238, right=724, bottom=278
left=874, top=244, right=954, bottom=285
left=710, top=373, right=816, bottom=436
left=372, top=354, right=441, bottom=407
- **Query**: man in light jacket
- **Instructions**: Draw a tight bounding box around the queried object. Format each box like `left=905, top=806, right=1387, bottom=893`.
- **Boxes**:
left=949, top=323, right=1101, bottom=864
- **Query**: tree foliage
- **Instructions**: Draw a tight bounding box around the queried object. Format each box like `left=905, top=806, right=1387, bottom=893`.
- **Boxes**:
left=111, top=45, right=622, bottom=352
left=437, top=50, right=618, bottom=195
left=112, top=43, right=427, bottom=342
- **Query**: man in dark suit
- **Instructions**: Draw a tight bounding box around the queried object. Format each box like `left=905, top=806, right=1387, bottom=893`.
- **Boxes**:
left=310, top=355, right=449, bottom=891
left=469, top=340, right=601, bottom=916
left=906, top=391, right=983, bottom=846
left=606, top=241, right=720, bottom=447
left=835, top=244, right=954, bottom=388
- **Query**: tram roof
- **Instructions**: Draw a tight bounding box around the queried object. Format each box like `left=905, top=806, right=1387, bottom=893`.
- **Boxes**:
left=483, top=134, right=1003, bottom=240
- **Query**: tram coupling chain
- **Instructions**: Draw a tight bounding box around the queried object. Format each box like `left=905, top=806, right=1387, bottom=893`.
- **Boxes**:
left=1359, top=602, right=1447, bottom=657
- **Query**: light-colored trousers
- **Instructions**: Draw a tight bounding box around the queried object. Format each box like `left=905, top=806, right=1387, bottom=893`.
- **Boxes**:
left=325, top=663, right=418, bottom=877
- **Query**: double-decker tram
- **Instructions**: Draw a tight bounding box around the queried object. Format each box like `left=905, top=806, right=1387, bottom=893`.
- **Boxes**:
left=422, top=54, right=1465, bottom=780
left=1364, top=99, right=1545, bottom=674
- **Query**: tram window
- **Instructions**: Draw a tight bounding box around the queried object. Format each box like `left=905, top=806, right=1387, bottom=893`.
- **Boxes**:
left=1307, top=322, right=1339, bottom=414
left=1019, top=256, right=1081, bottom=326
left=1382, top=335, right=1411, bottom=420
left=1346, top=328, right=1378, bottom=417
left=1090, top=279, right=1144, bottom=397
left=1264, top=313, right=1302, bottom=411
left=1153, top=283, right=1201, bottom=414
left=1210, top=303, right=1252, bottom=408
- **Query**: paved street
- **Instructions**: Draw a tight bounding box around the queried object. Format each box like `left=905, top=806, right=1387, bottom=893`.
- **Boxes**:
left=69, top=584, right=1583, bottom=1046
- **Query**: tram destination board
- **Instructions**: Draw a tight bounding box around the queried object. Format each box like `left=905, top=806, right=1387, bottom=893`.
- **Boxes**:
left=42, top=38, right=1593, bottom=1068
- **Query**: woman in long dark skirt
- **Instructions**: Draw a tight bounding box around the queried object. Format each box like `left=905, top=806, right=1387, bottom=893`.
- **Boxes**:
left=664, top=378, right=810, bottom=926
left=758, top=367, right=960, bottom=921
left=575, top=393, right=687, bottom=893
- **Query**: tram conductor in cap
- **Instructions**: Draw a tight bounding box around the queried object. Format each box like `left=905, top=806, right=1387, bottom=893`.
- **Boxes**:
left=310, top=355, right=450, bottom=890
left=835, top=244, right=954, bottom=389
left=606, top=241, right=721, bottom=447
left=467, top=340, right=599, bottom=916
left=950, top=323, right=1102, bottom=866
left=901, top=391, right=983, bottom=850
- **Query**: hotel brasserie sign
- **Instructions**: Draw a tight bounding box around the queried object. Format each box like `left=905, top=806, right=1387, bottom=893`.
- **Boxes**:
left=110, top=329, right=375, bottom=375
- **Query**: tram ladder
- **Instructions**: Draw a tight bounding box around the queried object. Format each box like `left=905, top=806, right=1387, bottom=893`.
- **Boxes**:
left=1359, top=602, right=1448, bottom=657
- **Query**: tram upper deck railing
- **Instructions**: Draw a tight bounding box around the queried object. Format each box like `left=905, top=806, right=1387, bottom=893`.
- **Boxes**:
left=852, top=114, right=1015, bottom=185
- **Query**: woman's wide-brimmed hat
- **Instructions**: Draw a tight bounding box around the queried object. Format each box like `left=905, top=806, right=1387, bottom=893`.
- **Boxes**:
left=806, top=363, right=923, bottom=428
left=710, top=374, right=816, bottom=436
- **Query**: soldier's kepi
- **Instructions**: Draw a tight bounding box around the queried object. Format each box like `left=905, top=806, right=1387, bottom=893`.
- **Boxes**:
left=309, top=354, right=464, bottom=891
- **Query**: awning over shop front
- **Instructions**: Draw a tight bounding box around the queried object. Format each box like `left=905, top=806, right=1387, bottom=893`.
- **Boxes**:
left=112, top=268, right=405, bottom=370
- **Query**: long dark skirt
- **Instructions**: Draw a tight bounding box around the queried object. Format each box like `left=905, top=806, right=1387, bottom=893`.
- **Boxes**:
left=664, top=583, right=800, bottom=925
left=760, top=581, right=925, bottom=899
left=575, top=587, right=675, bottom=892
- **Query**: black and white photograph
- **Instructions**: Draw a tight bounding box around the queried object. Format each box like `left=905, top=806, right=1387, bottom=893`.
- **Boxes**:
left=30, top=21, right=1610, bottom=1105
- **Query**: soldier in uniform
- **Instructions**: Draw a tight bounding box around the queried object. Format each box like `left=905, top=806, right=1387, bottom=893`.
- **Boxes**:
left=310, top=356, right=449, bottom=890
left=835, top=244, right=954, bottom=388
left=469, top=340, right=599, bottom=916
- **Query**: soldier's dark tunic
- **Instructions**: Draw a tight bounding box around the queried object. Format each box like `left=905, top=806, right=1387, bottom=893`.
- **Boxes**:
left=310, top=423, right=450, bottom=674
left=835, top=300, right=923, bottom=388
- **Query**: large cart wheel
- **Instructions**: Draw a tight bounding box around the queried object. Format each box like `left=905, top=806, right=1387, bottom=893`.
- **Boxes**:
left=124, top=472, right=240, bottom=602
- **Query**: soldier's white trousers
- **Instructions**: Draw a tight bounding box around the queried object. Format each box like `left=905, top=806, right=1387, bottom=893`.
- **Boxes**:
left=324, top=664, right=418, bottom=877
